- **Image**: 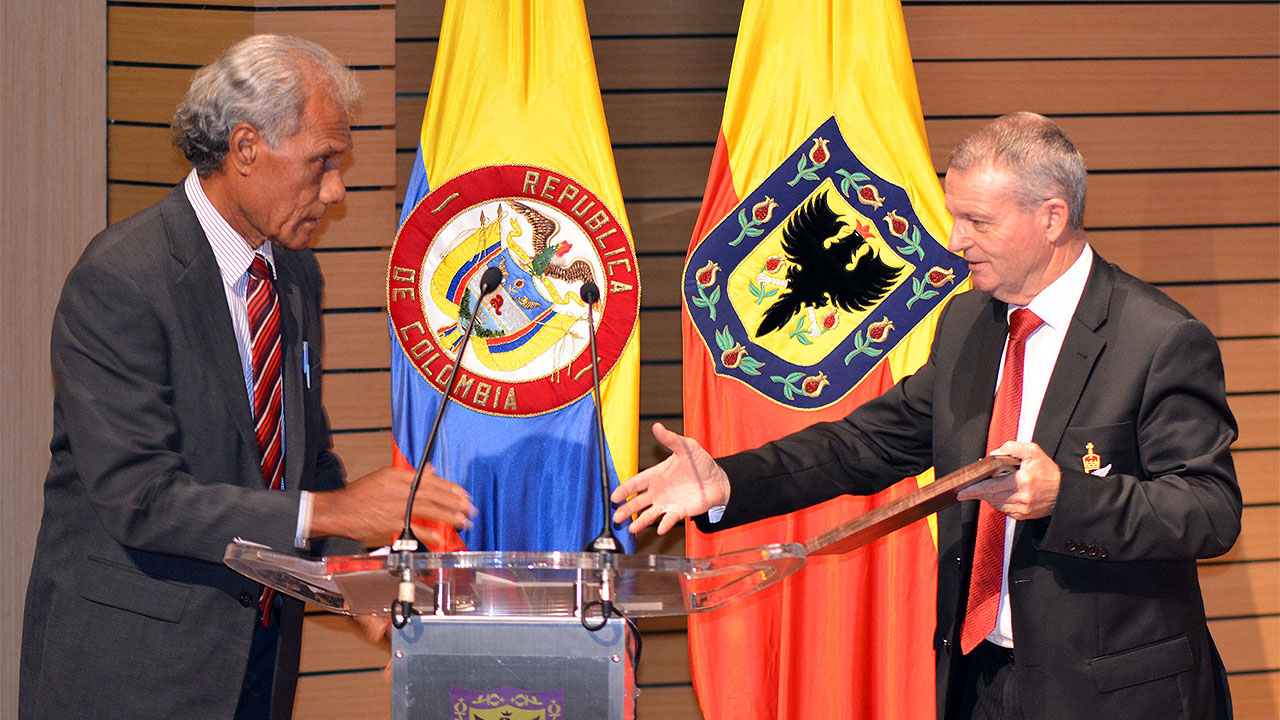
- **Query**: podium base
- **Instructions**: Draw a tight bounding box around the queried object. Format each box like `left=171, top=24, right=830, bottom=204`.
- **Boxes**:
left=392, top=616, right=635, bottom=719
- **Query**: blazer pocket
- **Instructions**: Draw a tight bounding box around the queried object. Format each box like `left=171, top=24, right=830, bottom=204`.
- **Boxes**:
left=78, top=555, right=189, bottom=623
left=1088, top=634, right=1194, bottom=693
left=1060, top=422, right=1137, bottom=478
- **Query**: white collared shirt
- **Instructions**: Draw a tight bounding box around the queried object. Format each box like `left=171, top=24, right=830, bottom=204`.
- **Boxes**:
left=988, top=243, right=1094, bottom=647
left=184, top=170, right=312, bottom=544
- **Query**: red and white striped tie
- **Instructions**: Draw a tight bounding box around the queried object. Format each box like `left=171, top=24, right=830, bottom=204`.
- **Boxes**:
left=247, top=255, right=284, bottom=627
left=960, top=308, right=1042, bottom=654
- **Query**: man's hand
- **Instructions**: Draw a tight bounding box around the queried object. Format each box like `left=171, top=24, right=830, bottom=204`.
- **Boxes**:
left=610, top=423, right=730, bottom=535
left=309, top=464, right=476, bottom=545
left=957, top=441, right=1060, bottom=520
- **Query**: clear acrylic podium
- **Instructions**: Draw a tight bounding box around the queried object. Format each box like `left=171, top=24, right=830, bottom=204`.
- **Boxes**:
left=225, top=542, right=806, bottom=719
left=224, top=455, right=1016, bottom=719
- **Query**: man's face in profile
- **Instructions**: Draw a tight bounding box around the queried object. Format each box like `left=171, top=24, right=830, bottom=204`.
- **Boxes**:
left=244, top=85, right=352, bottom=251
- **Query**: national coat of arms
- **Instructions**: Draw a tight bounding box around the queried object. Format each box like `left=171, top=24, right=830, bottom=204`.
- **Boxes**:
left=685, top=116, right=968, bottom=409
left=389, top=165, right=640, bottom=416
left=450, top=684, right=563, bottom=720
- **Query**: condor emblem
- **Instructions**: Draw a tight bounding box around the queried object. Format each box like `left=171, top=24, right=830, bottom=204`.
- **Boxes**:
left=685, top=116, right=967, bottom=409
left=389, top=165, right=640, bottom=416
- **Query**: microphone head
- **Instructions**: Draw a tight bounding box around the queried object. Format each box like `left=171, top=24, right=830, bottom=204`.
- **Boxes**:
left=479, top=266, right=504, bottom=294
left=579, top=281, right=601, bottom=304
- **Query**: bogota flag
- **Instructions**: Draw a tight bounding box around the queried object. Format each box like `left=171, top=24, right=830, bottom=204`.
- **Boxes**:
left=388, top=0, right=639, bottom=552
left=682, top=1, right=968, bottom=717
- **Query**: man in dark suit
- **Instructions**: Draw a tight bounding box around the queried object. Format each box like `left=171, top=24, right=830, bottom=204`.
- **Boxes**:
left=612, top=113, right=1241, bottom=720
left=21, top=35, right=475, bottom=720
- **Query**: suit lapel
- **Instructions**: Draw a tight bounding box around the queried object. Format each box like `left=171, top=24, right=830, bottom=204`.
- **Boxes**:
left=1031, top=254, right=1112, bottom=461
left=1014, top=254, right=1111, bottom=547
left=274, top=253, right=309, bottom=492
left=164, top=187, right=260, bottom=460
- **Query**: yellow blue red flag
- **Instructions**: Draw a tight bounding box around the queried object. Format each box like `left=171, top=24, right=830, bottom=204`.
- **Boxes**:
left=388, top=0, right=639, bottom=552
left=682, top=1, right=968, bottom=717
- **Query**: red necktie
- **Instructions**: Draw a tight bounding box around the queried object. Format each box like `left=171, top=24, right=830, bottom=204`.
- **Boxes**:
left=960, top=308, right=1043, bottom=654
left=247, top=255, right=284, bottom=626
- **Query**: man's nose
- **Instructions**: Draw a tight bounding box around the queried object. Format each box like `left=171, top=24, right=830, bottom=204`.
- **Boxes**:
left=320, top=168, right=346, bottom=206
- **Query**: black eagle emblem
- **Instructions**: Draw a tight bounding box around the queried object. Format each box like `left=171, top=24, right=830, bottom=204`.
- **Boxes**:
left=755, top=195, right=901, bottom=338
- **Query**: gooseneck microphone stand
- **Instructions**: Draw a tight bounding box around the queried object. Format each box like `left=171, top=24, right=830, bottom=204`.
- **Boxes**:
left=390, top=265, right=503, bottom=629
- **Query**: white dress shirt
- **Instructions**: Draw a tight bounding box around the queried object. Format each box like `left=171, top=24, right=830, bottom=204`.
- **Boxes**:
left=184, top=170, right=312, bottom=544
left=988, top=243, right=1094, bottom=647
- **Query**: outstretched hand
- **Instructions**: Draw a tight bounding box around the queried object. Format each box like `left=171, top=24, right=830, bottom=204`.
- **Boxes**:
left=611, top=423, right=730, bottom=535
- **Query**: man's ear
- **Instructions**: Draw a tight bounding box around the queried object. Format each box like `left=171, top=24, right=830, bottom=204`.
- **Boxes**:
left=226, top=122, right=261, bottom=176
left=1042, top=197, right=1070, bottom=244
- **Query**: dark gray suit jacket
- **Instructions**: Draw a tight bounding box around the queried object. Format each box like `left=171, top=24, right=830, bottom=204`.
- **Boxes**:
left=700, top=254, right=1241, bottom=720
left=21, top=186, right=355, bottom=719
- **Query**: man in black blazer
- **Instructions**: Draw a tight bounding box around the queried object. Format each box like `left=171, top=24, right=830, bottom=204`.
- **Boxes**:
left=613, top=113, right=1240, bottom=719
left=20, top=36, right=475, bottom=719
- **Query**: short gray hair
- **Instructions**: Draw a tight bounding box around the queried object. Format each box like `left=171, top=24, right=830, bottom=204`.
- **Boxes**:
left=949, top=112, right=1088, bottom=230
left=172, top=34, right=361, bottom=175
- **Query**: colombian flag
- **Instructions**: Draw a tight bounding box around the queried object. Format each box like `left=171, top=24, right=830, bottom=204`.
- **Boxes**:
left=682, top=1, right=965, bottom=717
left=390, top=0, right=638, bottom=553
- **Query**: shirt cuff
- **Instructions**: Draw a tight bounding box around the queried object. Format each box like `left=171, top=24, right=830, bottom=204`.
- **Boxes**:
left=294, top=491, right=314, bottom=549
left=707, top=505, right=726, bottom=523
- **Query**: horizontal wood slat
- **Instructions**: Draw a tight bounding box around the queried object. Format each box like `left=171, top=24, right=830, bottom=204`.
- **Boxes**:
left=107, top=183, right=169, bottom=225
left=927, top=114, right=1280, bottom=172
left=324, top=312, right=391, bottom=370
left=313, top=190, right=399, bottom=249
left=641, top=310, right=683, bottom=362
left=330, top=429, right=395, bottom=480
left=398, top=40, right=1279, bottom=118
left=324, top=371, right=390, bottom=430
left=1163, top=282, right=1279, bottom=338
left=1201, top=560, right=1280, bottom=619
left=109, top=125, right=396, bottom=188
left=1217, top=506, right=1280, bottom=564
left=1227, top=394, right=1280, bottom=451
left=903, top=3, right=1280, bottom=59
left=316, top=249, right=389, bottom=309
left=635, top=685, right=703, bottom=719
left=293, top=670, right=390, bottom=720
left=1235, top=450, right=1279, bottom=505
left=917, top=58, right=1279, bottom=116
left=300, top=613, right=389, bottom=673
left=1089, top=227, right=1280, bottom=285
left=1221, top=338, right=1280, bottom=395
left=1211, top=615, right=1280, bottom=674
left=109, top=6, right=395, bottom=67
left=109, top=66, right=396, bottom=127
left=1230, top=671, right=1280, bottom=720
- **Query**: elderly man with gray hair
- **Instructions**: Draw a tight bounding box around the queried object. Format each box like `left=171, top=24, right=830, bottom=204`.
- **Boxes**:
left=21, top=35, right=474, bottom=720
left=613, top=113, right=1240, bottom=719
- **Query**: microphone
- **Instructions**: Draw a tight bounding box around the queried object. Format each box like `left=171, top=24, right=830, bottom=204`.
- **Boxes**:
left=579, top=280, right=620, bottom=555
left=390, top=264, right=503, bottom=628
left=577, top=280, right=623, bottom=632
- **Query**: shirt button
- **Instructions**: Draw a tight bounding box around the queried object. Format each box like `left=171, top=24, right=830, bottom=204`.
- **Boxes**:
left=239, top=592, right=255, bottom=608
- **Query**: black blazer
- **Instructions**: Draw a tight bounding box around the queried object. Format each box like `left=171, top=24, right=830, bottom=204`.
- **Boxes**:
left=702, top=253, right=1241, bottom=720
left=21, top=186, right=353, bottom=720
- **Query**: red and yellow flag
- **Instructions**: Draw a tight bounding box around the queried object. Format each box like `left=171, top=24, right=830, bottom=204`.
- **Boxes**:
left=681, top=1, right=968, bottom=717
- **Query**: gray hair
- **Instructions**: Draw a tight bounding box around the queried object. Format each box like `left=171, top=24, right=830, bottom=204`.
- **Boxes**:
left=172, top=34, right=361, bottom=175
left=949, top=112, right=1088, bottom=231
